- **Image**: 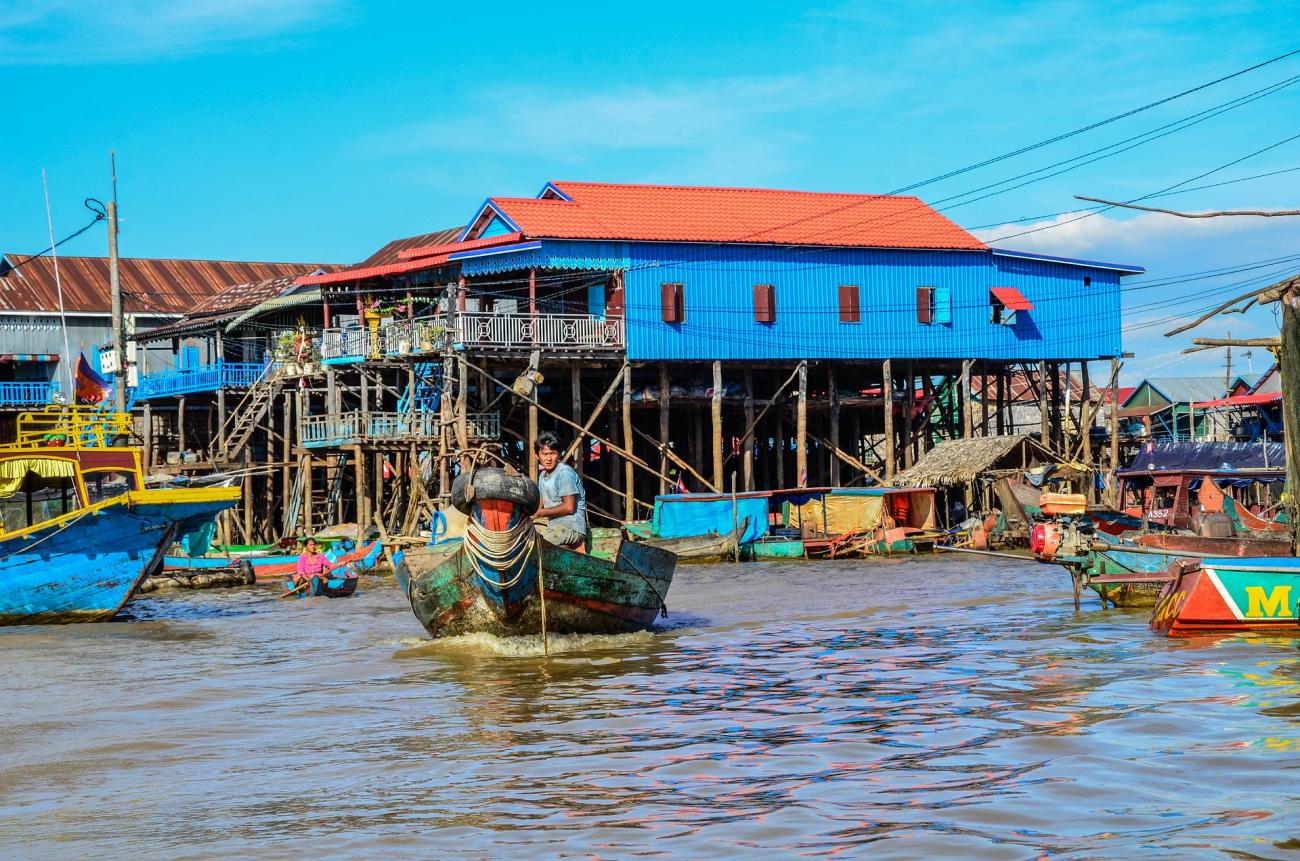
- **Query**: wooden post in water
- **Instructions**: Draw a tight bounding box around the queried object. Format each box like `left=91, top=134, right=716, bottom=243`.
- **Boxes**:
left=142, top=401, right=153, bottom=469
left=979, top=361, right=989, bottom=436
left=1109, top=357, right=1120, bottom=504
left=177, top=396, right=186, bottom=457
left=796, top=361, right=808, bottom=486
left=903, top=362, right=914, bottom=468
left=1280, top=291, right=1300, bottom=552
left=1080, top=361, right=1093, bottom=500
left=883, top=359, right=895, bottom=480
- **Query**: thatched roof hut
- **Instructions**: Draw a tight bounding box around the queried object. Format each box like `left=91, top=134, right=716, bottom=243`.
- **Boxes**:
left=891, top=435, right=1056, bottom=488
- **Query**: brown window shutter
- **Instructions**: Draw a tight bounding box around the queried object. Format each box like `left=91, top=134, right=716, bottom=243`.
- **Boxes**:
left=661, top=283, right=684, bottom=323
left=753, top=284, right=775, bottom=323
left=838, top=285, right=860, bottom=322
left=916, top=287, right=933, bottom=324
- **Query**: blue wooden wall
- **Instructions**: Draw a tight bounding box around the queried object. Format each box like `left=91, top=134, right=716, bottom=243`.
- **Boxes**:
left=610, top=242, right=1126, bottom=361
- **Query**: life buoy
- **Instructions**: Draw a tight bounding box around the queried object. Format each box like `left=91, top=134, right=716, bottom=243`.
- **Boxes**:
left=451, top=467, right=541, bottom=516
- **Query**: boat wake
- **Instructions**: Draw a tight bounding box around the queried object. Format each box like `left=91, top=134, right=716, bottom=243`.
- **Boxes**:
left=391, top=629, right=659, bottom=657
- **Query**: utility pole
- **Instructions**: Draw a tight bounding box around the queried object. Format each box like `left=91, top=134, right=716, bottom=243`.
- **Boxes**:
left=108, top=152, right=126, bottom=413
left=1224, top=330, right=1232, bottom=394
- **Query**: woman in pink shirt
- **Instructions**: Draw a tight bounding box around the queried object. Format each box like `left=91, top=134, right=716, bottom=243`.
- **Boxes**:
left=294, top=537, right=333, bottom=587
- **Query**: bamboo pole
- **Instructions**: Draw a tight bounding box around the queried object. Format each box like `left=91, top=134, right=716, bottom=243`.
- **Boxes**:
left=810, top=432, right=883, bottom=484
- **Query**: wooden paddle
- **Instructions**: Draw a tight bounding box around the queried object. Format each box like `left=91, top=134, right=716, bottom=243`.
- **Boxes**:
left=280, top=579, right=311, bottom=599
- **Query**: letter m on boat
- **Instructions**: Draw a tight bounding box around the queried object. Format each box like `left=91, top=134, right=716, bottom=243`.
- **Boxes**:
left=1244, top=585, right=1293, bottom=619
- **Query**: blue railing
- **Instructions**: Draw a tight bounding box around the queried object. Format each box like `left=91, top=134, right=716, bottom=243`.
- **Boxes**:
left=0, top=380, right=59, bottom=406
left=132, top=361, right=269, bottom=400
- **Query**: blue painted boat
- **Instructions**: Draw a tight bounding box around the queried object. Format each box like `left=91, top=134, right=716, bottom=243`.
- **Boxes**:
left=0, top=407, right=241, bottom=625
left=284, top=573, right=359, bottom=598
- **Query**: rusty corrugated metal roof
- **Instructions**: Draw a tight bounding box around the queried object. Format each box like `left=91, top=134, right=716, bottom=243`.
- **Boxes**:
left=353, top=228, right=463, bottom=269
left=0, top=254, right=340, bottom=315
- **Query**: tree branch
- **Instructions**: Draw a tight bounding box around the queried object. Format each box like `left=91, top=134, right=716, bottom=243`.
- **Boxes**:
left=1075, top=196, right=1300, bottom=217
left=1164, top=286, right=1277, bottom=337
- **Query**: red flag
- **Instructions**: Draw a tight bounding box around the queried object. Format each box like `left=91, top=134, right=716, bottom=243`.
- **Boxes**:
left=675, top=475, right=687, bottom=494
left=74, top=353, right=110, bottom=405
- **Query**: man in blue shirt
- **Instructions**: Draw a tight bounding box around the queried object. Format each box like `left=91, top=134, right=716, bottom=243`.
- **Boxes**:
left=533, top=431, right=588, bottom=548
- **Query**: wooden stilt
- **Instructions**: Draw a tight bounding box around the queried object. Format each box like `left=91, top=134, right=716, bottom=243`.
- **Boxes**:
left=1080, top=361, right=1093, bottom=500
left=1038, top=360, right=1050, bottom=446
left=623, top=367, right=635, bottom=520
left=571, top=364, right=584, bottom=483
left=775, top=404, right=786, bottom=489
left=659, top=363, right=672, bottom=494
left=903, top=362, right=914, bottom=468
left=743, top=367, right=755, bottom=491
left=457, top=356, right=470, bottom=468
left=883, top=359, right=895, bottom=480
left=961, top=359, right=973, bottom=439
left=796, top=361, right=808, bottom=486
left=177, top=396, right=186, bottom=457
left=979, top=361, right=989, bottom=436
left=528, top=399, right=539, bottom=481
left=1109, top=356, right=1121, bottom=504
left=828, top=365, right=841, bottom=487
left=711, top=360, right=724, bottom=489
left=354, top=444, right=367, bottom=528
left=142, top=401, right=153, bottom=469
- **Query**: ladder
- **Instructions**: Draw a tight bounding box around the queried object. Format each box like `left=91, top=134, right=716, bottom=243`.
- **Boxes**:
left=397, top=362, right=442, bottom=414
left=218, top=369, right=282, bottom=464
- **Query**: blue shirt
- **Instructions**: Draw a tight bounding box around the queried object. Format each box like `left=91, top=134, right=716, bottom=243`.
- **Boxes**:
left=538, top=462, right=587, bottom=535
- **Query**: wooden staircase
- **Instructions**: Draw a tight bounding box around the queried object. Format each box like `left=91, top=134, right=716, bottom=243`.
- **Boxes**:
left=217, top=370, right=283, bottom=464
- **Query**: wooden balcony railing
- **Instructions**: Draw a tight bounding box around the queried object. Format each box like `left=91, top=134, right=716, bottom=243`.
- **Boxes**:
left=301, top=410, right=501, bottom=448
left=456, top=313, right=624, bottom=350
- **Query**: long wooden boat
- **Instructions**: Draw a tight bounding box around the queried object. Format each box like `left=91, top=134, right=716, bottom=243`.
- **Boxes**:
left=395, top=468, right=677, bottom=639
left=0, top=408, right=240, bottom=624
left=284, top=573, right=359, bottom=598
left=166, top=538, right=383, bottom=581
left=1151, top=556, right=1300, bottom=636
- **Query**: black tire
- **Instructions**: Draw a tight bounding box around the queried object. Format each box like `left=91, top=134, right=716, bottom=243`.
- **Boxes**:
left=451, top=467, right=541, bottom=516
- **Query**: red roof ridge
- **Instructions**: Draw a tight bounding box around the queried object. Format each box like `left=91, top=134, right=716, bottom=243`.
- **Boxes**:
left=4, top=253, right=342, bottom=268
left=550, top=180, right=919, bottom=202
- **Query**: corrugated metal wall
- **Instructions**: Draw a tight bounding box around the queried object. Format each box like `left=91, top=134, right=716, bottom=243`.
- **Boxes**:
left=578, top=241, right=1125, bottom=361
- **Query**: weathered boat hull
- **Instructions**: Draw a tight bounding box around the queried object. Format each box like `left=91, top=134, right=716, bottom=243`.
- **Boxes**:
left=398, top=538, right=677, bottom=639
left=285, top=574, right=359, bottom=598
left=0, top=488, right=240, bottom=625
left=1151, top=557, right=1300, bottom=636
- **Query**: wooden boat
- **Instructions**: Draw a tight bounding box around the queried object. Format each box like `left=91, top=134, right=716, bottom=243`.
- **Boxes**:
left=1151, top=556, right=1300, bottom=636
left=0, top=408, right=240, bottom=624
left=792, top=487, right=940, bottom=558
left=395, top=467, right=677, bottom=639
left=284, top=573, right=359, bottom=598
left=168, top=537, right=383, bottom=581
left=1033, top=520, right=1292, bottom=608
left=640, top=517, right=749, bottom=562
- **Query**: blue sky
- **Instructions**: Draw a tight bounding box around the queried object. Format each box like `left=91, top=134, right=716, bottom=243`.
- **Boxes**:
left=2, top=0, right=1299, bottom=380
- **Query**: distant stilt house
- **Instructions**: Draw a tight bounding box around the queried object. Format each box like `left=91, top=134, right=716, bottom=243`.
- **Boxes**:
left=131, top=269, right=340, bottom=468
left=0, top=253, right=330, bottom=421
left=1187, top=364, right=1282, bottom=443
left=1118, top=376, right=1233, bottom=442
left=162, top=181, right=1141, bottom=542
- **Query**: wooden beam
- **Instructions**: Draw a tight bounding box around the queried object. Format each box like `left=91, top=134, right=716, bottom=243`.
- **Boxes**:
left=1038, top=360, right=1050, bottom=445
left=961, top=359, right=973, bottom=439
left=570, top=364, right=584, bottom=482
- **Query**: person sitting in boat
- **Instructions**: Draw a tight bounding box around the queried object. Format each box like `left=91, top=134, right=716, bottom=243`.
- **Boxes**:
left=294, top=537, right=333, bottom=587
left=533, top=431, right=588, bottom=549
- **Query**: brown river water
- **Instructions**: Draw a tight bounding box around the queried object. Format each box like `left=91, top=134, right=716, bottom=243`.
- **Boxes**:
left=3, top=555, right=1299, bottom=859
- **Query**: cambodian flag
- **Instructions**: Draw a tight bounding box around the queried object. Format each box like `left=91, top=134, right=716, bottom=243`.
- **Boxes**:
left=675, top=474, right=687, bottom=494
left=74, top=353, right=111, bottom=405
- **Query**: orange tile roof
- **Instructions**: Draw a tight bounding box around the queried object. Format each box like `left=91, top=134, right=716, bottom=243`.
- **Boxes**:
left=487, top=182, right=985, bottom=250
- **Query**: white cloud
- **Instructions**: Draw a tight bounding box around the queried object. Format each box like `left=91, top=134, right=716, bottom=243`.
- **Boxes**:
left=0, top=0, right=343, bottom=63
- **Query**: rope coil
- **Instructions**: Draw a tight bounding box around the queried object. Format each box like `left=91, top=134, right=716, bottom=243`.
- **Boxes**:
left=464, top=513, right=536, bottom=590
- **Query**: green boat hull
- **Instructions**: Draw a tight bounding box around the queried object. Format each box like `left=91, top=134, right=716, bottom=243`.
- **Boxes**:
left=396, top=539, right=678, bottom=639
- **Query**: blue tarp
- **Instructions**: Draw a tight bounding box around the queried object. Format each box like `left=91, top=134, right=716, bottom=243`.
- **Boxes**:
left=652, top=494, right=770, bottom=543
